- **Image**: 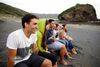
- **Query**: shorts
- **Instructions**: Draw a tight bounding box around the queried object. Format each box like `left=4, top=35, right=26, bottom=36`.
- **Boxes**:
left=38, top=51, right=58, bottom=65
left=14, top=53, right=45, bottom=67
left=47, top=41, right=64, bottom=50
left=59, top=39, right=74, bottom=50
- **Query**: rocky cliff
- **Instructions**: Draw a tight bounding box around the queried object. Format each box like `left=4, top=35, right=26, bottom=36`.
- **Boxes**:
left=58, top=4, right=97, bottom=22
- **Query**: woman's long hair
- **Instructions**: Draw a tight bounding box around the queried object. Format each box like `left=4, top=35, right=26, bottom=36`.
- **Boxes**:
left=41, top=20, right=48, bottom=50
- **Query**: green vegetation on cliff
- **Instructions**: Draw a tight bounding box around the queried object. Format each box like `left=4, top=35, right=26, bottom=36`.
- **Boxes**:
left=0, top=2, right=58, bottom=20
left=0, top=2, right=28, bottom=17
left=58, top=4, right=97, bottom=22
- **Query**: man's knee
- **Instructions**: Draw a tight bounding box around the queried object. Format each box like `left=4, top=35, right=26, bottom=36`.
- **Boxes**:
left=41, top=59, right=52, bottom=67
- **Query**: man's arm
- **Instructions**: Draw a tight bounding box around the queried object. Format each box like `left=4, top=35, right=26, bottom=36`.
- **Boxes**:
left=7, top=49, right=17, bottom=67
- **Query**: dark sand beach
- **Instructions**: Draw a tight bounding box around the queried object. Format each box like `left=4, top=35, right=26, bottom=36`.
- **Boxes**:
left=0, top=21, right=100, bottom=67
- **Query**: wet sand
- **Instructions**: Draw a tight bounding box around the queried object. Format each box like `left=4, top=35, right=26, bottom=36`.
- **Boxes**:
left=64, top=24, right=100, bottom=67
left=0, top=21, right=100, bottom=67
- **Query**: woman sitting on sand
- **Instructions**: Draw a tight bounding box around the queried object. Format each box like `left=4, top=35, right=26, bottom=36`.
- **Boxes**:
left=58, top=24, right=77, bottom=54
left=37, top=19, right=58, bottom=67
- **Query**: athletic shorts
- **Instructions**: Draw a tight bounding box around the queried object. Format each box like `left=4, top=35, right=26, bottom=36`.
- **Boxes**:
left=14, top=53, right=45, bottom=67
left=38, top=51, right=58, bottom=65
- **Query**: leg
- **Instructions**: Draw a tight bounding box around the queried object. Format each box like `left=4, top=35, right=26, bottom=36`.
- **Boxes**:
left=52, top=62, right=57, bottom=67
left=51, top=42, right=68, bottom=65
left=67, top=40, right=74, bottom=50
left=41, top=59, right=52, bottom=67
left=63, top=45, right=72, bottom=59
left=47, top=41, right=71, bottom=65
left=38, top=51, right=58, bottom=66
left=24, top=53, right=52, bottom=67
left=67, top=40, right=77, bottom=54
left=59, top=45, right=68, bottom=65
left=14, top=62, right=28, bottom=67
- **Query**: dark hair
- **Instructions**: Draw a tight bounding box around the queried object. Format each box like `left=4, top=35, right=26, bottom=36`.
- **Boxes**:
left=47, top=19, right=54, bottom=24
left=55, top=23, right=59, bottom=27
left=42, top=21, right=48, bottom=50
left=62, top=24, right=65, bottom=27
left=62, top=24, right=67, bottom=32
left=22, top=13, right=39, bottom=28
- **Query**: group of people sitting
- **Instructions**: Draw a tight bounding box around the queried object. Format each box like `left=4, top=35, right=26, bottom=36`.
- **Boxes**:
left=7, top=14, right=77, bottom=67
left=38, top=19, right=77, bottom=65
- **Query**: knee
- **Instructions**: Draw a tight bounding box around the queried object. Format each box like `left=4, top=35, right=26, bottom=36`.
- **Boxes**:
left=61, top=45, right=66, bottom=49
left=45, top=59, right=52, bottom=65
left=41, top=59, right=52, bottom=67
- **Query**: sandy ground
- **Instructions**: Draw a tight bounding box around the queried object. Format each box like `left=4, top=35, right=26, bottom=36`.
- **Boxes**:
left=0, top=21, right=100, bottom=67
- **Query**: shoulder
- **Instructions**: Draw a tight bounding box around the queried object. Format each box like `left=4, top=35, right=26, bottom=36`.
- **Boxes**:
left=6, top=29, right=22, bottom=49
left=8, top=29, right=22, bottom=40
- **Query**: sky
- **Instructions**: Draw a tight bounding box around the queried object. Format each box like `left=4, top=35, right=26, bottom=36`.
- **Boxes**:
left=0, top=0, right=100, bottom=18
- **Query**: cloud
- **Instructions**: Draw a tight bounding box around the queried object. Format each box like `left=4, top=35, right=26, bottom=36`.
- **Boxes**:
left=0, top=0, right=100, bottom=18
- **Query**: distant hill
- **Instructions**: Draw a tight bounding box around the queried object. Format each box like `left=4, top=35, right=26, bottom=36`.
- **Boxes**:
left=33, top=13, right=58, bottom=19
left=0, top=2, right=28, bottom=17
left=0, top=2, right=58, bottom=21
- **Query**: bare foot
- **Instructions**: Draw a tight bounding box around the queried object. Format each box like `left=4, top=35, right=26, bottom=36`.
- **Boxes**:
left=72, top=48, right=77, bottom=54
left=68, top=52, right=72, bottom=56
left=67, top=55, right=73, bottom=59
left=66, top=53, right=72, bottom=59
left=59, top=60, right=68, bottom=65
left=73, top=51, right=77, bottom=54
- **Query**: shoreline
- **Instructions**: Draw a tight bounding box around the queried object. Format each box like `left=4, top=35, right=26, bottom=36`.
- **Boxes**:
left=0, top=14, right=21, bottom=22
left=0, top=14, right=100, bottom=25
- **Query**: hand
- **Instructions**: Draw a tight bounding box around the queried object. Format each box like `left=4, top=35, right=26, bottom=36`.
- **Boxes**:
left=32, top=43, right=39, bottom=54
left=46, top=51, right=50, bottom=53
left=49, top=36, right=54, bottom=40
